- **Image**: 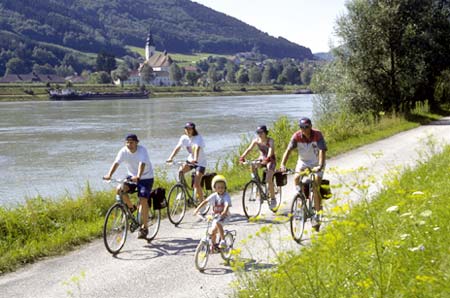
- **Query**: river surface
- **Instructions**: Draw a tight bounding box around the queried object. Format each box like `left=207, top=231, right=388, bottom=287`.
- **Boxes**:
left=0, top=94, right=313, bottom=206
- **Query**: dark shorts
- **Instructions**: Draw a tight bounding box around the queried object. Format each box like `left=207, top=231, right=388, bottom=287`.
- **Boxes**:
left=186, top=161, right=206, bottom=174
left=125, top=178, right=154, bottom=199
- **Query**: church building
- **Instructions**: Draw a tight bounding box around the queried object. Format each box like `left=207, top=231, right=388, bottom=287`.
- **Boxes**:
left=139, top=31, right=174, bottom=86
left=114, top=31, right=175, bottom=86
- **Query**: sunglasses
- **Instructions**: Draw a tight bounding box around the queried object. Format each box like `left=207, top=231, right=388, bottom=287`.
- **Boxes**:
left=300, top=125, right=310, bottom=129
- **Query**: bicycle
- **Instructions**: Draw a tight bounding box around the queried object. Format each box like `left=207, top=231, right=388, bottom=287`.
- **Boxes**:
left=102, top=178, right=161, bottom=254
left=194, top=214, right=236, bottom=272
left=287, top=168, right=322, bottom=243
left=166, top=161, right=215, bottom=226
left=241, top=160, right=284, bottom=219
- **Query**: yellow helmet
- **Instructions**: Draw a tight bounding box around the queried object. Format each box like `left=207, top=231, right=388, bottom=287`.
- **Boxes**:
left=211, top=174, right=227, bottom=189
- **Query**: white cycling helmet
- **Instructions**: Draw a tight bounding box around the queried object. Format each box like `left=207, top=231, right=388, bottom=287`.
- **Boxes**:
left=211, top=174, right=227, bottom=189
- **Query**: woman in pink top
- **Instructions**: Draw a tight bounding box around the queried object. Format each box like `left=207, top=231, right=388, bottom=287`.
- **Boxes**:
left=239, top=125, right=277, bottom=209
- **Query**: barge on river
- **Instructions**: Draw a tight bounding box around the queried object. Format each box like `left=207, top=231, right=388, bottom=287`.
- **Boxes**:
left=48, top=89, right=149, bottom=100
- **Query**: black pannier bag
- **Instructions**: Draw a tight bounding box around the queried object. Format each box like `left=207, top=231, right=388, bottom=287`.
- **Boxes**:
left=274, top=171, right=288, bottom=187
left=320, top=179, right=332, bottom=199
left=150, top=187, right=167, bottom=209
left=201, top=173, right=217, bottom=190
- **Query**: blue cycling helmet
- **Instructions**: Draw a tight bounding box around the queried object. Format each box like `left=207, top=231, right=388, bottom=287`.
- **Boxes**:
left=298, top=117, right=312, bottom=128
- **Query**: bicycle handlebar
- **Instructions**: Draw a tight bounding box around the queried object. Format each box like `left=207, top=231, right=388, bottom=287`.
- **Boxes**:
left=241, top=159, right=262, bottom=166
left=103, top=177, right=137, bottom=185
left=166, top=160, right=197, bottom=167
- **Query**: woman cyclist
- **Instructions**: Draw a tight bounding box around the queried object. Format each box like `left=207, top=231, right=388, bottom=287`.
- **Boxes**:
left=239, top=125, right=277, bottom=209
left=167, top=122, right=207, bottom=203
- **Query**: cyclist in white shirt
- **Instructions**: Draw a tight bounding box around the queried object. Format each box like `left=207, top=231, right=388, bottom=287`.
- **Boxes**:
left=103, top=134, right=154, bottom=239
left=167, top=122, right=207, bottom=202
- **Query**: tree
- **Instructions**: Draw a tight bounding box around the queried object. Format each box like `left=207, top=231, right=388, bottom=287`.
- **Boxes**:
left=140, top=63, right=154, bottom=84
left=32, top=47, right=57, bottom=65
left=169, top=63, right=183, bottom=83
left=32, top=63, right=56, bottom=75
left=248, top=65, right=262, bottom=84
left=96, top=51, right=116, bottom=73
left=6, top=57, right=28, bottom=74
left=236, top=69, right=249, bottom=84
left=89, top=71, right=111, bottom=84
left=111, top=64, right=129, bottom=87
left=55, top=65, right=75, bottom=77
left=185, top=71, right=199, bottom=86
left=334, top=0, right=450, bottom=113
left=207, top=65, right=219, bottom=85
left=281, top=65, right=300, bottom=84
left=262, top=63, right=276, bottom=84
left=225, top=62, right=237, bottom=83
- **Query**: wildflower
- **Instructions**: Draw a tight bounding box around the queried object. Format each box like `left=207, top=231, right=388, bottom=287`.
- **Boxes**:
left=409, top=244, right=425, bottom=252
left=420, top=210, right=432, bottom=217
left=386, top=205, right=399, bottom=213
left=400, top=212, right=412, bottom=217
left=418, top=220, right=426, bottom=226
left=433, top=227, right=440, bottom=231
left=412, top=191, right=424, bottom=196
left=400, top=234, right=410, bottom=240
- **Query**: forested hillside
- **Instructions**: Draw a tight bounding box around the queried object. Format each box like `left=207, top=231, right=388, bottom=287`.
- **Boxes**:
left=0, top=0, right=313, bottom=64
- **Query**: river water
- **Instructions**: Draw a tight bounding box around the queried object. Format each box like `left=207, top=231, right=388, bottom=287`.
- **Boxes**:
left=0, top=94, right=313, bottom=206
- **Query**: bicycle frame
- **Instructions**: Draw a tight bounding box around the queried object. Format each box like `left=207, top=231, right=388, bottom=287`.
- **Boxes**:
left=289, top=168, right=320, bottom=243
left=194, top=215, right=236, bottom=272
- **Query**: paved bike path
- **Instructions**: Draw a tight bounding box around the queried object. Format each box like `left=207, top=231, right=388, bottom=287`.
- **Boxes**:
left=0, top=117, right=449, bottom=298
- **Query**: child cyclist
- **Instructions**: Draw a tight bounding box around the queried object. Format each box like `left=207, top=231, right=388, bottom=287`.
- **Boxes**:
left=194, top=175, right=231, bottom=249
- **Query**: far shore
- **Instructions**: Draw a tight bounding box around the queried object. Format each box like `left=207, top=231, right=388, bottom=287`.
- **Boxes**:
left=0, top=83, right=311, bottom=102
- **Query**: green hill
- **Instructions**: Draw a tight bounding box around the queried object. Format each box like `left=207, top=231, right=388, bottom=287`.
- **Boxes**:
left=0, top=0, right=313, bottom=76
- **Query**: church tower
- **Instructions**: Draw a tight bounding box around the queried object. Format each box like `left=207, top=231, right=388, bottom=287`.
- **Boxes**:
left=145, top=31, right=156, bottom=60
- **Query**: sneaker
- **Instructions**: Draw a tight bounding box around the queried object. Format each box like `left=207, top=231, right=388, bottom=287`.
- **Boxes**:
left=219, top=239, right=227, bottom=249
left=311, top=215, right=321, bottom=231
left=269, top=198, right=277, bottom=210
left=137, top=227, right=148, bottom=239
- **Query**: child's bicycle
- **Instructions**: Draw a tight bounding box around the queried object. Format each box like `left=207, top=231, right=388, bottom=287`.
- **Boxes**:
left=166, top=161, right=216, bottom=226
left=102, top=178, right=161, bottom=254
left=286, top=168, right=323, bottom=243
left=194, top=214, right=236, bottom=272
left=241, top=160, right=285, bottom=219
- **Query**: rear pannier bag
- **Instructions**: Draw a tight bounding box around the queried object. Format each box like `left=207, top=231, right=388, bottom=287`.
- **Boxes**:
left=320, top=180, right=332, bottom=200
left=202, top=173, right=217, bottom=190
left=150, top=187, right=167, bottom=209
left=274, top=171, right=288, bottom=187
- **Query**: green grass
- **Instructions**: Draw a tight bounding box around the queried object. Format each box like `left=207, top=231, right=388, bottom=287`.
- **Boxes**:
left=234, top=145, right=450, bottom=297
left=0, top=106, right=447, bottom=274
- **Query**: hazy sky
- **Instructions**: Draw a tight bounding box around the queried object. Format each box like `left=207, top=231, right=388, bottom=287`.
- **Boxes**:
left=193, top=0, right=348, bottom=53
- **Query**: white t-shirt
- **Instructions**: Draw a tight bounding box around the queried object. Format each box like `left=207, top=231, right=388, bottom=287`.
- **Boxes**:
left=206, top=192, right=232, bottom=216
left=177, top=134, right=207, bottom=167
left=114, top=145, right=154, bottom=179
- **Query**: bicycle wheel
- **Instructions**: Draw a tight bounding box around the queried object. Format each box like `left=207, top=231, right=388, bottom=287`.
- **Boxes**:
left=146, top=207, right=161, bottom=241
left=196, top=188, right=211, bottom=216
left=167, top=184, right=187, bottom=225
left=242, top=180, right=263, bottom=219
left=290, top=195, right=307, bottom=243
left=194, top=240, right=209, bottom=272
left=220, top=232, right=235, bottom=262
left=103, top=203, right=128, bottom=254
left=269, top=176, right=283, bottom=212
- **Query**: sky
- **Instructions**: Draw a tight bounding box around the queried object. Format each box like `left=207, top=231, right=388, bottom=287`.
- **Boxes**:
left=193, top=0, right=348, bottom=53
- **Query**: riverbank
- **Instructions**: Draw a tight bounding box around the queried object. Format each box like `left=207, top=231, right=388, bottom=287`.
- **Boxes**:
left=0, top=106, right=447, bottom=273
left=235, top=144, right=450, bottom=297
left=0, top=83, right=307, bottom=101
